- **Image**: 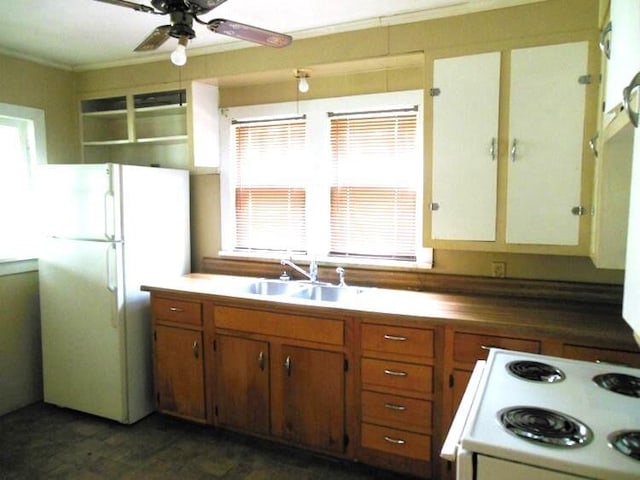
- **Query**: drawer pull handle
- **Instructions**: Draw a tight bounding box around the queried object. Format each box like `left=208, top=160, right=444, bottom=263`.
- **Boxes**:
left=384, top=369, right=408, bottom=377
left=384, top=334, right=408, bottom=342
left=258, top=351, right=265, bottom=371
left=384, top=435, right=406, bottom=445
left=169, top=307, right=184, bottom=313
left=384, top=402, right=407, bottom=411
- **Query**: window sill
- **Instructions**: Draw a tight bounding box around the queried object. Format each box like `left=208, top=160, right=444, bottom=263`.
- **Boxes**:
left=201, top=251, right=435, bottom=292
left=0, top=257, right=38, bottom=277
left=217, top=250, right=433, bottom=271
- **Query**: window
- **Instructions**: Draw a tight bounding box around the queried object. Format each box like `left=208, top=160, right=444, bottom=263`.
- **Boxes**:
left=0, top=103, right=47, bottom=264
left=234, top=118, right=307, bottom=253
left=329, top=110, right=418, bottom=260
left=220, top=91, right=426, bottom=266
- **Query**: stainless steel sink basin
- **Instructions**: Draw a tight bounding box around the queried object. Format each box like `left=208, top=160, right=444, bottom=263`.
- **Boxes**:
left=244, top=279, right=308, bottom=296
left=238, top=278, right=365, bottom=303
left=291, top=284, right=363, bottom=302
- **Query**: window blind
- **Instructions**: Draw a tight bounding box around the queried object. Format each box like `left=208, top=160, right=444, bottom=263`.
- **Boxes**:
left=234, top=119, right=307, bottom=253
left=329, top=113, right=418, bottom=260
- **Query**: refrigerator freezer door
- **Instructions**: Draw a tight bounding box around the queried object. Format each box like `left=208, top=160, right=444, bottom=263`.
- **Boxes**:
left=35, top=164, right=122, bottom=241
left=40, top=237, right=129, bottom=422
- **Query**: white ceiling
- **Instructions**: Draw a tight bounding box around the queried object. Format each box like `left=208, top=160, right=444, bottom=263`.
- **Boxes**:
left=0, top=0, right=543, bottom=71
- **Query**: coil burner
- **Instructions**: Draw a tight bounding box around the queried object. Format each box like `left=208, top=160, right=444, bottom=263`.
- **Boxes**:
left=608, top=430, right=640, bottom=461
left=498, top=406, right=593, bottom=448
left=593, top=373, right=640, bottom=398
left=506, top=360, right=565, bottom=383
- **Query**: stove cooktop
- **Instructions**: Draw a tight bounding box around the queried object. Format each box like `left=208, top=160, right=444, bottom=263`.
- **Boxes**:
left=461, top=349, right=640, bottom=480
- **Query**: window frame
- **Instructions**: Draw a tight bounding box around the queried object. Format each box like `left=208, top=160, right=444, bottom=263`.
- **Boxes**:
left=0, top=103, right=47, bottom=272
left=219, top=90, right=431, bottom=268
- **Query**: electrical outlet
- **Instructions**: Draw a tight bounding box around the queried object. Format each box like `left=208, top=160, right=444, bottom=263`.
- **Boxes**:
left=492, top=261, right=506, bottom=278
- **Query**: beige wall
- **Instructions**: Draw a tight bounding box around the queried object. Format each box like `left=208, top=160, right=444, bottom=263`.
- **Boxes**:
left=0, top=54, right=80, bottom=164
left=0, top=271, right=42, bottom=415
left=0, top=55, right=79, bottom=413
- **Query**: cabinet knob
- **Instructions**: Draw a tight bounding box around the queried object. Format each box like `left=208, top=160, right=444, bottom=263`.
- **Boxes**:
left=192, top=341, right=199, bottom=359
left=258, top=351, right=265, bottom=371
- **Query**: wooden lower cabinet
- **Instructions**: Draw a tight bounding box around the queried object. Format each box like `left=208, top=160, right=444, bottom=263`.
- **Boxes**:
left=357, top=321, right=437, bottom=478
left=562, top=343, right=640, bottom=368
left=214, top=334, right=269, bottom=435
left=151, top=294, right=206, bottom=423
left=148, top=291, right=639, bottom=480
left=213, top=306, right=348, bottom=455
left=279, top=345, right=346, bottom=453
left=154, top=324, right=206, bottom=421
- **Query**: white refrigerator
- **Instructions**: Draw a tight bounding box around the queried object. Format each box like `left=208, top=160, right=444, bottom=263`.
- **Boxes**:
left=37, top=163, right=190, bottom=424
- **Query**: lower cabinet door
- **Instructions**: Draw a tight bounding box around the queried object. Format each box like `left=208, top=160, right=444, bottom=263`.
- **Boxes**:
left=215, top=334, right=270, bottom=435
left=154, top=325, right=206, bottom=421
left=280, top=345, right=346, bottom=453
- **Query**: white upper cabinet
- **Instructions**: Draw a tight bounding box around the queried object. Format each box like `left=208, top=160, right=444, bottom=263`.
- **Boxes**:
left=431, top=52, right=501, bottom=241
left=506, top=42, right=589, bottom=246
left=604, top=0, right=640, bottom=114
left=429, top=41, right=590, bottom=250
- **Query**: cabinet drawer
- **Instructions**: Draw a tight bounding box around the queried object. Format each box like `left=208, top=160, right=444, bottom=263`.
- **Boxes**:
left=361, top=423, right=431, bottom=461
left=361, top=391, right=431, bottom=434
left=153, top=297, right=202, bottom=326
left=361, top=324, right=434, bottom=359
left=563, top=344, right=640, bottom=368
left=361, top=358, right=432, bottom=395
left=453, top=332, right=540, bottom=363
left=215, top=306, right=343, bottom=346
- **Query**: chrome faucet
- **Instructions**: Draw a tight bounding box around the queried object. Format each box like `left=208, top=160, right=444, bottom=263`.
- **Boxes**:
left=280, top=258, right=318, bottom=282
left=336, top=266, right=347, bottom=287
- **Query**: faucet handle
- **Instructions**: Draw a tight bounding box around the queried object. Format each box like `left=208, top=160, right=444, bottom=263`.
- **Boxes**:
left=336, top=267, right=347, bottom=287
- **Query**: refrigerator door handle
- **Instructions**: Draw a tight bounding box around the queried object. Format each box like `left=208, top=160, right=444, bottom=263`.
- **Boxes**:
left=104, top=191, right=115, bottom=241
left=106, top=244, right=118, bottom=328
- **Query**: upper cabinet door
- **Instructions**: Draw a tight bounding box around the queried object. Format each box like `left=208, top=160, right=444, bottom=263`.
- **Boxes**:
left=431, top=52, right=501, bottom=241
left=605, top=0, right=640, bottom=114
left=506, top=42, right=588, bottom=245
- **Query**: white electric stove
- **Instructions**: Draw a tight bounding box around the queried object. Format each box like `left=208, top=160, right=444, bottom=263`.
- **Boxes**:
left=442, top=349, right=640, bottom=480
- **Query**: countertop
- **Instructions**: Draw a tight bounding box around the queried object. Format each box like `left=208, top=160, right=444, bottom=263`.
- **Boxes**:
left=141, top=273, right=639, bottom=351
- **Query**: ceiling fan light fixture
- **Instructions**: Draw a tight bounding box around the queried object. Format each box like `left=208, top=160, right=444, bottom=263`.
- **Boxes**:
left=295, top=69, right=310, bottom=93
left=170, top=35, right=189, bottom=66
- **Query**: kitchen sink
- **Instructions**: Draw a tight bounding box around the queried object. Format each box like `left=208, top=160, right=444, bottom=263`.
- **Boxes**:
left=291, top=284, right=364, bottom=302
left=237, top=278, right=365, bottom=303
left=243, top=279, right=309, bottom=296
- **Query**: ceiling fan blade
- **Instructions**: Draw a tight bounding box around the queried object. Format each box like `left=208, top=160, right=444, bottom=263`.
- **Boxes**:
left=208, top=19, right=292, bottom=48
left=134, top=25, right=172, bottom=51
left=93, top=0, right=157, bottom=14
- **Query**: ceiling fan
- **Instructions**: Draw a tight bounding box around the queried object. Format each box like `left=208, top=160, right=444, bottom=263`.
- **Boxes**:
left=94, top=0, right=292, bottom=65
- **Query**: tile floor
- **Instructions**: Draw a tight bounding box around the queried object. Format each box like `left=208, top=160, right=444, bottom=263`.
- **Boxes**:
left=0, top=403, right=415, bottom=480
